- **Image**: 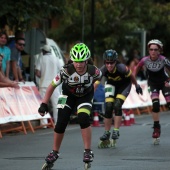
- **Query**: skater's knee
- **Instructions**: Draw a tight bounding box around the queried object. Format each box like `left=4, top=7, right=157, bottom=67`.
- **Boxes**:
left=152, top=99, right=160, bottom=113
left=105, top=102, right=113, bottom=118
left=114, top=99, right=123, bottom=116
left=54, top=122, right=67, bottom=133
left=78, top=112, right=90, bottom=129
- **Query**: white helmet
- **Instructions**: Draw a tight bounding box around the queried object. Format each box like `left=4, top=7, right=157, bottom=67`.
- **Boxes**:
left=147, top=39, right=163, bottom=49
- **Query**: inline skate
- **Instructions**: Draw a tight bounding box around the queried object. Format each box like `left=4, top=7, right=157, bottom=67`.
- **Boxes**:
left=152, top=125, right=161, bottom=145
left=98, top=131, right=111, bottom=148
left=111, top=129, right=119, bottom=148
left=83, top=149, right=94, bottom=170
left=42, top=150, right=59, bottom=170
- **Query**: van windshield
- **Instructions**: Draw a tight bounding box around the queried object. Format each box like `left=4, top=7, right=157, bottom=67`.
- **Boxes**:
left=51, top=45, right=61, bottom=59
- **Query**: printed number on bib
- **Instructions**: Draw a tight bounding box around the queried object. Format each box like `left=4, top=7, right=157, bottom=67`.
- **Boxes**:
left=57, top=95, right=68, bottom=109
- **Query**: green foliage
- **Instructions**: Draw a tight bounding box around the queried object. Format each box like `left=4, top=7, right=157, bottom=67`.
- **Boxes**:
left=0, top=0, right=62, bottom=31
left=49, top=0, right=163, bottom=56
left=1, top=0, right=170, bottom=56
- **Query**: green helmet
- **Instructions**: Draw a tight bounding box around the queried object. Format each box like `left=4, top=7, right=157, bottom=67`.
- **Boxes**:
left=70, top=43, right=91, bottom=62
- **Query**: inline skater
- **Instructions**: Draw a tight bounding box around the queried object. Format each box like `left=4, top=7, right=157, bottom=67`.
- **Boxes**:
left=94, top=49, right=142, bottom=148
left=38, top=43, right=102, bottom=170
left=134, top=39, right=170, bottom=144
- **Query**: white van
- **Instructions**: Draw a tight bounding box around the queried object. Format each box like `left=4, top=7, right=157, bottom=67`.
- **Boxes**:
left=35, top=38, right=65, bottom=87
left=46, top=38, right=65, bottom=67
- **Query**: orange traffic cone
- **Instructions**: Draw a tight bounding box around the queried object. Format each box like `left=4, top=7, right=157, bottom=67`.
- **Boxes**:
left=129, top=110, right=135, bottom=124
left=124, top=112, right=131, bottom=126
left=92, top=111, right=100, bottom=127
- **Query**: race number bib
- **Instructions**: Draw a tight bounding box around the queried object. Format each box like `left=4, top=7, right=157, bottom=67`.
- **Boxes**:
left=105, top=84, right=115, bottom=97
left=57, top=95, right=68, bottom=109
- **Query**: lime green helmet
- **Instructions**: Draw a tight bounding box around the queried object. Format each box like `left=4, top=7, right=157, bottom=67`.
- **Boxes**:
left=70, top=43, right=91, bottom=62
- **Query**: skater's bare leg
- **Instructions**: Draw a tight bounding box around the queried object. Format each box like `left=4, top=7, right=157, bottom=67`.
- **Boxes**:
left=53, top=132, right=64, bottom=151
left=81, top=126, right=94, bottom=164
left=104, top=118, right=112, bottom=131
left=111, top=116, right=121, bottom=143
left=151, top=112, right=161, bottom=145
left=41, top=133, right=61, bottom=170
left=113, top=116, right=122, bottom=129
left=152, top=112, right=160, bottom=121
left=81, top=126, right=91, bottom=149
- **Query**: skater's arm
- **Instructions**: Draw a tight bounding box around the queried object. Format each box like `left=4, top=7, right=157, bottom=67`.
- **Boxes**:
left=134, top=57, right=145, bottom=77
left=130, top=73, right=138, bottom=86
left=94, top=80, right=100, bottom=92
left=130, top=73, right=143, bottom=95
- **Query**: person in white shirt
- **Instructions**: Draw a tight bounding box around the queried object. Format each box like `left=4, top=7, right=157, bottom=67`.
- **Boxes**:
left=35, top=44, right=62, bottom=126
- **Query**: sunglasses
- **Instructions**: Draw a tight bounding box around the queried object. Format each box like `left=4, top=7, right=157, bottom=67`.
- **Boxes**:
left=149, top=48, right=159, bottom=51
left=18, top=43, right=25, bottom=47
left=105, top=61, right=115, bottom=65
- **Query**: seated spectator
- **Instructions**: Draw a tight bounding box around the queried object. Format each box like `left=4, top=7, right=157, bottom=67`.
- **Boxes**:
left=0, top=54, right=19, bottom=88
left=0, top=31, right=11, bottom=77
left=9, top=37, right=25, bottom=82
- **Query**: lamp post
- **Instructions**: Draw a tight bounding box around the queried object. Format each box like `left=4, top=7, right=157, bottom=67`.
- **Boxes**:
left=91, top=0, right=94, bottom=60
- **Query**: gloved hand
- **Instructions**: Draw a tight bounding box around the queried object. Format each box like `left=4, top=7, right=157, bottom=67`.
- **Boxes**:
left=136, top=84, right=143, bottom=95
left=38, top=103, right=49, bottom=116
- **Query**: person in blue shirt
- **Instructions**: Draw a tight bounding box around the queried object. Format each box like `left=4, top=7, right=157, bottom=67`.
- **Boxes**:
left=0, top=31, right=11, bottom=77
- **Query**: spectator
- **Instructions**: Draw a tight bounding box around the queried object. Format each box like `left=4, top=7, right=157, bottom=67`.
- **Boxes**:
left=9, top=37, right=25, bottom=82
left=0, top=54, right=19, bottom=88
left=0, top=31, right=11, bottom=77
left=35, top=44, right=62, bottom=126
left=126, top=49, right=146, bottom=80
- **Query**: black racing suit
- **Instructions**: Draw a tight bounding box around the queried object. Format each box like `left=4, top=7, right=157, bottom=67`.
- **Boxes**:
left=51, top=63, right=102, bottom=133
left=98, top=61, right=132, bottom=117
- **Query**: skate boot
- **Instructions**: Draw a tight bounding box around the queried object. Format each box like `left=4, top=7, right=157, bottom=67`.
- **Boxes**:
left=152, top=125, right=161, bottom=145
left=42, top=150, right=59, bottom=170
left=98, top=131, right=111, bottom=148
left=83, top=149, right=94, bottom=170
left=111, top=129, right=119, bottom=148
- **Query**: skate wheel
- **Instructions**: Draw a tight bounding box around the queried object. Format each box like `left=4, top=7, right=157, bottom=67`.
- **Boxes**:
left=98, top=140, right=111, bottom=148
left=110, top=139, right=116, bottom=148
left=153, top=138, right=160, bottom=145
left=42, top=162, right=54, bottom=170
left=84, top=162, right=91, bottom=170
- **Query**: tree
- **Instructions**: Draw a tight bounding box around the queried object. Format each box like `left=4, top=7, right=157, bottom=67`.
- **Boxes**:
left=1, top=0, right=170, bottom=57
left=48, top=0, right=162, bottom=57
left=0, top=0, right=62, bottom=31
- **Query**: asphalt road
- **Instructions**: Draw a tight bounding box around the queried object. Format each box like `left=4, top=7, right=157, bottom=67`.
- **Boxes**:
left=0, top=111, right=170, bottom=170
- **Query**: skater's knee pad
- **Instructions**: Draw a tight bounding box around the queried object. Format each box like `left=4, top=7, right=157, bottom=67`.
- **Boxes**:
left=152, top=99, right=160, bottom=113
left=105, top=102, right=114, bottom=118
left=114, top=99, right=123, bottom=116
left=77, top=112, right=90, bottom=129
left=54, top=108, right=70, bottom=133
left=54, top=122, right=67, bottom=133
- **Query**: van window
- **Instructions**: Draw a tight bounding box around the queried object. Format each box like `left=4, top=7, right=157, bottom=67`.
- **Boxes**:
left=51, top=45, right=61, bottom=59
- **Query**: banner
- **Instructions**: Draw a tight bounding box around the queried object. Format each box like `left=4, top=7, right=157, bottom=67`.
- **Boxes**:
left=0, top=82, right=50, bottom=124
left=93, top=80, right=167, bottom=111
left=122, top=80, right=166, bottom=109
